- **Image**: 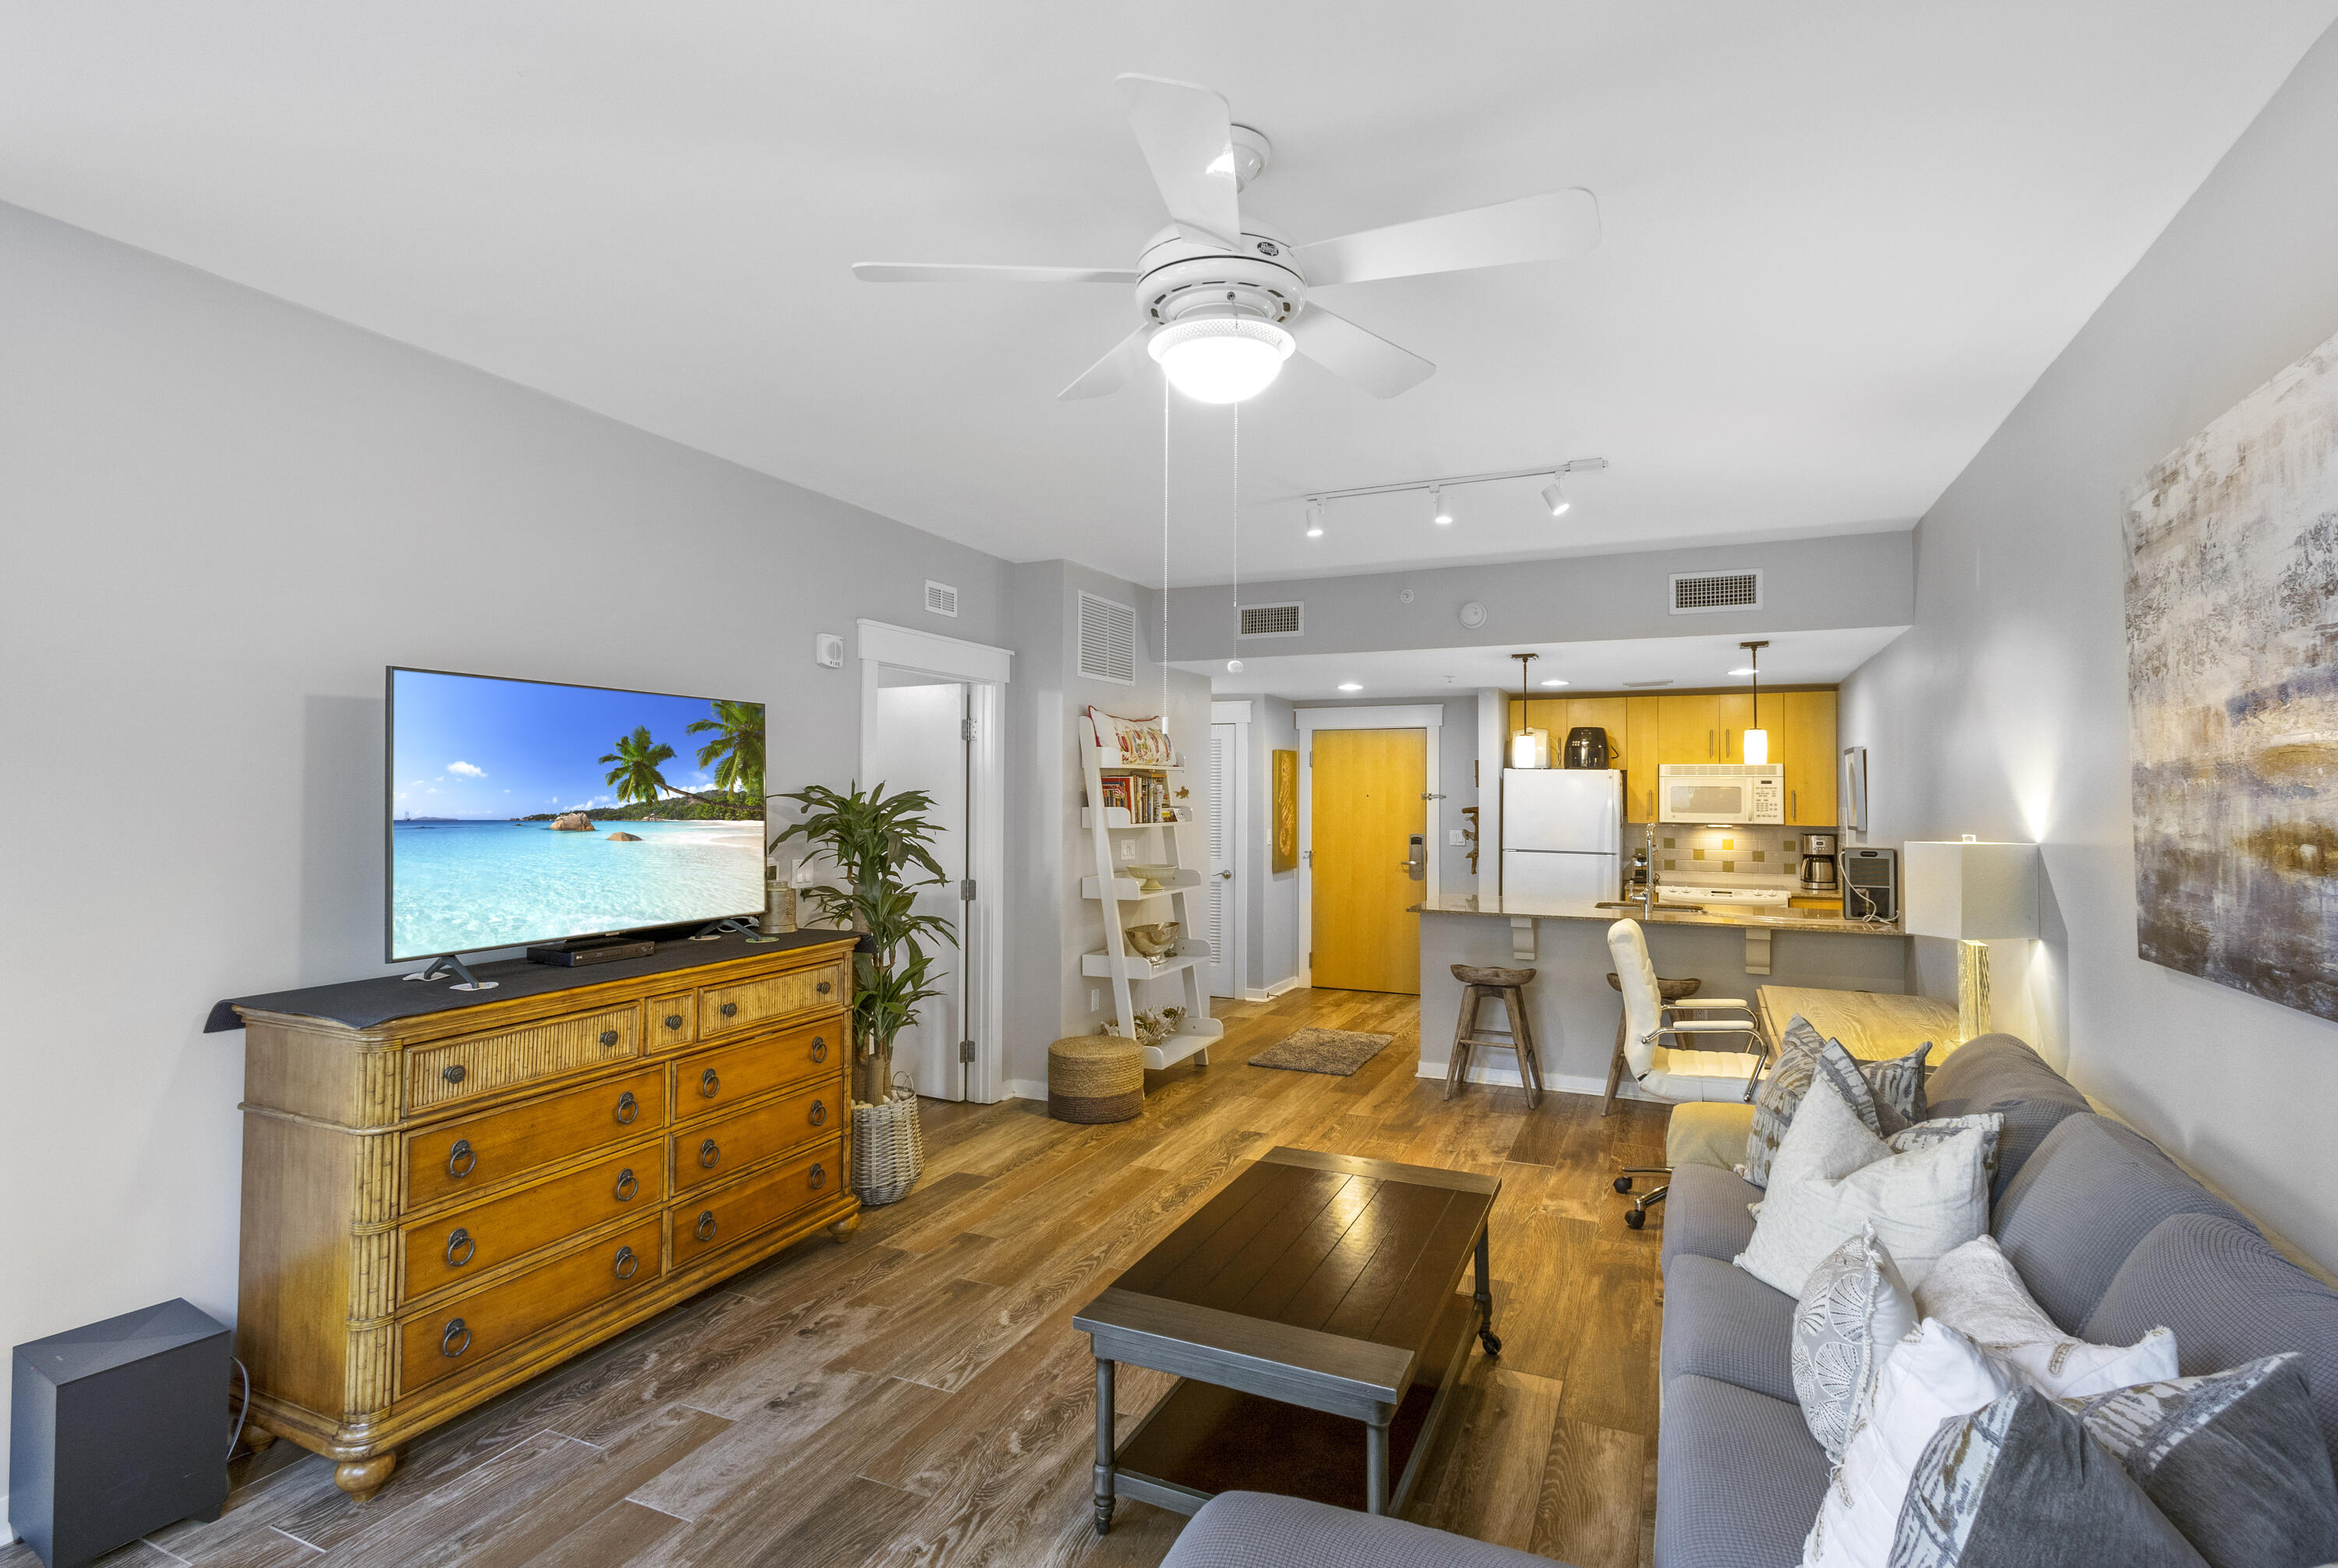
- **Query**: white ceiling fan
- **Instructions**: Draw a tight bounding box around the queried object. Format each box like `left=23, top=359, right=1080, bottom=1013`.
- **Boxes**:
left=853, top=74, right=1601, bottom=405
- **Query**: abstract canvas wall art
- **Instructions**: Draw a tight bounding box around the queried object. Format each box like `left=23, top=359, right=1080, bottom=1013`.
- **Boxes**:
left=1271, top=749, right=1299, bottom=873
left=2124, top=329, right=2338, bottom=1024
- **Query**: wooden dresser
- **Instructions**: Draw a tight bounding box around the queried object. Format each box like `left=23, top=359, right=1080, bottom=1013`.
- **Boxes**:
left=228, top=936, right=860, bottom=1499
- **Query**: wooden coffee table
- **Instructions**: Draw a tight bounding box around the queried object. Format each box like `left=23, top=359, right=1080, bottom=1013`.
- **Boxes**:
left=1072, top=1146, right=1500, bottom=1534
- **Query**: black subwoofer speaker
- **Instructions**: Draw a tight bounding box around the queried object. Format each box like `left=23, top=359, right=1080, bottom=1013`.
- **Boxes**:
left=9, top=1299, right=230, bottom=1568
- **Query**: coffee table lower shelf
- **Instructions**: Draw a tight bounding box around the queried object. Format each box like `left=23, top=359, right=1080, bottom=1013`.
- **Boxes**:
left=1106, top=1292, right=1476, bottom=1520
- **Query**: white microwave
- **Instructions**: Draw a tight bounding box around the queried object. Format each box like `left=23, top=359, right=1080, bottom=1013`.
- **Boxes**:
left=1658, top=764, right=1784, bottom=825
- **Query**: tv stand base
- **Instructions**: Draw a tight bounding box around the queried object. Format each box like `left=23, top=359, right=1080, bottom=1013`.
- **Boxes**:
left=401, top=955, right=497, bottom=991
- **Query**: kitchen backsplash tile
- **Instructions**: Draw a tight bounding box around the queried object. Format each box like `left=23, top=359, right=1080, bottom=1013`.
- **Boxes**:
left=1626, top=823, right=1803, bottom=891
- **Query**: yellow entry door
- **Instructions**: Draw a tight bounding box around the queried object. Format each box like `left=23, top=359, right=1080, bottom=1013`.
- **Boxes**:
left=1311, top=727, right=1427, bottom=994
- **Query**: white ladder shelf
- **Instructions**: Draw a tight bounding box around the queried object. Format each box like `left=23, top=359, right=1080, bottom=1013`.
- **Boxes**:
left=1080, top=715, right=1223, bottom=1070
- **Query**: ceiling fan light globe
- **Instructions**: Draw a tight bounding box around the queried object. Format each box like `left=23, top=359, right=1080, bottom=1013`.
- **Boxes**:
left=1147, top=317, right=1294, bottom=404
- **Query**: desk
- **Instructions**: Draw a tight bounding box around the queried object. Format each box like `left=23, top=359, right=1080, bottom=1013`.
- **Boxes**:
left=1756, top=985, right=1960, bottom=1063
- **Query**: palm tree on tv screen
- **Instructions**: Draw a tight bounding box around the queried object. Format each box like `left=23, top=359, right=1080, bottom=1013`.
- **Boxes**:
left=687, top=700, right=765, bottom=801
left=600, top=726, right=681, bottom=807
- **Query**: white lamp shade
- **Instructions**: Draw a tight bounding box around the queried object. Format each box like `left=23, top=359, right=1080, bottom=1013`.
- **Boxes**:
left=1903, top=841, right=2040, bottom=940
left=1742, top=727, right=1769, bottom=765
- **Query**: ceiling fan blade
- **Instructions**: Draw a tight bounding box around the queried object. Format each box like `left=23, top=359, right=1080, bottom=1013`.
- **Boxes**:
left=1295, top=189, right=1600, bottom=286
left=852, top=262, right=1138, bottom=284
left=1288, top=307, right=1435, bottom=398
left=1114, top=73, right=1242, bottom=249
left=1058, top=326, right=1156, bottom=401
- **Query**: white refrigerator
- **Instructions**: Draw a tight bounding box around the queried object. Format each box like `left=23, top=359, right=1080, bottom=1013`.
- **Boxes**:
left=1501, top=769, right=1624, bottom=903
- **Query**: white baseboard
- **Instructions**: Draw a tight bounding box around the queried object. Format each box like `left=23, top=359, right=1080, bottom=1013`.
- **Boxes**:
left=1414, top=1058, right=1656, bottom=1102
left=1240, top=975, right=1306, bottom=1002
left=1002, top=1078, right=1048, bottom=1102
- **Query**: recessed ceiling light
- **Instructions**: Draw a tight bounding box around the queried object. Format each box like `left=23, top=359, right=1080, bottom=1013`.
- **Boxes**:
left=1539, top=679, right=1569, bottom=687
left=1337, top=682, right=1363, bottom=692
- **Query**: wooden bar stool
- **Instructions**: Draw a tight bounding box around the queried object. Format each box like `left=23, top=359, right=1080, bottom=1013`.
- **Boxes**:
left=1602, top=972, right=1702, bottom=1115
left=1446, top=965, right=1545, bottom=1108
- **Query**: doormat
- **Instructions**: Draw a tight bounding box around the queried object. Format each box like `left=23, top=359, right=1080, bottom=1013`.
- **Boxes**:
left=1247, top=1028, right=1393, bottom=1077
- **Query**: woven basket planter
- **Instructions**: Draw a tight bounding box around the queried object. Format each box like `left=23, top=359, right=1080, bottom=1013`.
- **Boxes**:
left=1048, top=1035, right=1144, bottom=1124
left=851, top=1078, right=925, bottom=1206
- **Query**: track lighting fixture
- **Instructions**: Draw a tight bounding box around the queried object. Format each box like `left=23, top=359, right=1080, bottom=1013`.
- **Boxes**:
left=1541, top=474, right=1570, bottom=516
left=1301, top=457, right=1605, bottom=532
left=1305, top=498, right=1324, bottom=539
left=1432, top=486, right=1453, bottom=526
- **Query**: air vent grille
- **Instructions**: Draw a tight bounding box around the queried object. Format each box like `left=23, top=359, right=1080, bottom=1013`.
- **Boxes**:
left=1622, top=679, right=1675, bottom=688
left=1671, top=570, right=1761, bottom=613
left=924, top=580, right=959, bottom=618
left=1238, top=602, right=1303, bottom=637
left=1078, top=592, right=1137, bottom=684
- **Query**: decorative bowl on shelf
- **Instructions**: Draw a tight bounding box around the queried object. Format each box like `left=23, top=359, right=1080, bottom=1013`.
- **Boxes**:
left=1125, top=864, right=1180, bottom=893
left=1125, top=921, right=1181, bottom=959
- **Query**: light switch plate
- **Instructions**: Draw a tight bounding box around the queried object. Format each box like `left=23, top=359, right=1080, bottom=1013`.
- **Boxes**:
left=1448, top=829, right=1466, bottom=845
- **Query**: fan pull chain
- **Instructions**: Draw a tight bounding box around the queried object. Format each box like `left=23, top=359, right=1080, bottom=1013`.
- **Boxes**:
left=1162, top=381, right=1171, bottom=722
left=1230, top=402, right=1239, bottom=619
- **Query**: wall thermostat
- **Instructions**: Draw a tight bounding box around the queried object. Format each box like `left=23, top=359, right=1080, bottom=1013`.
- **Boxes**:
left=1458, top=600, right=1489, bottom=628
left=814, top=633, right=844, bottom=669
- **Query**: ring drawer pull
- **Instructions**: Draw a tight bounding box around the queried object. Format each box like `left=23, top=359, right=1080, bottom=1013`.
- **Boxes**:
left=665, top=1014, right=684, bottom=1030
left=699, top=1068, right=720, bottom=1098
left=442, top=1064, right=467, bottom=1085
left=440, top=1319, right=471, bottom=1358
left=444, top=1227, right=475, bottom=1267
left=447, top=1139, right=476, bottom=1178
left=808, top=1099, right=827, bottom=1127
left=699, top=1138, right=720, bottom=1169
left=695, top=1210, right=717, bottom=1242
left=810, top=1035, right=827, bottom=1063
left=599, top=1029, right=619, bottom=1047
left=614, top=1245, right=640, bottom=1280
left=615, top=1091, right=639, bottom=1125
left=719, top=1001, right=739, bottom=1017
left=809, top=1163, right=825, bottom=1190
left=614, top=1168, right=638, bottom=1202
left=815, top=980, right=832, bottom=994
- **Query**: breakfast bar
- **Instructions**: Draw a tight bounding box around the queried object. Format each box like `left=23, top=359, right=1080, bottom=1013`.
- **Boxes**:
left=1412, top=895, right=1915, bottom=1098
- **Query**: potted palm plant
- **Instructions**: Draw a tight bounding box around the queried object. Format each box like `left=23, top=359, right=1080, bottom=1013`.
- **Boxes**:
left=771, top=782, right=953, bottom=1204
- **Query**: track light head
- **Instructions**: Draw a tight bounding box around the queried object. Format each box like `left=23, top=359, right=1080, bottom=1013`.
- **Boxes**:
left=1305, top=498, right=1324, bottom=539
left=1542, top=475, right=1570, bottom=517
left=1432, top=486, right=1453, bottom=526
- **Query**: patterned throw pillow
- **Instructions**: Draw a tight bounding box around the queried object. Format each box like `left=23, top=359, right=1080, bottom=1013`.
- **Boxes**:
left=1792, top=1222, right=1918, bottom=1460
left=1864, top=1041, right=1933, bottom=1135
left=1743, top=1019, right=1932, bottom=1185
left=1891, top=1387, right=2208, bottom=1566
left=2064, top=1354, right=2338, bottom=1568
left=1916, top=1235, right=2176, bottom=1397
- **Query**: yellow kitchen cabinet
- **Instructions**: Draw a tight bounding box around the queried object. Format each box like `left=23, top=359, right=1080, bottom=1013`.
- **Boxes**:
left=1718, top=694, right=1756, bottom=762
left=1565, top=696, right=1627, bottom=761
left=1655, top=694, right=1721, bottom=765
left=1782, top=690, right=1839, bottom=825
left=1624, top=695, right=1662, bottom=820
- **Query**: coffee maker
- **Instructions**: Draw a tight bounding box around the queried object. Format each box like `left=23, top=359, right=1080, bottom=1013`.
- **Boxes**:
left=1798, top=832, right=1839, bottom=895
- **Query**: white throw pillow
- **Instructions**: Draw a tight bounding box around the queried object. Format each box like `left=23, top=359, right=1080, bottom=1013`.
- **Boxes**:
left=1791, top=1223, right=1919, bottom=1461
left=1735, top=1075, right=1998, bottom=1295
left=1802, top=1319, right=2021, bottom=1567
left=1917, top=1234, right=2179, bottom=1397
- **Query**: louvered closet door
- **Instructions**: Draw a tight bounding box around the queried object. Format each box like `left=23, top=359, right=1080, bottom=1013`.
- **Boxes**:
left=1206, top=724, right=1237, bottom=998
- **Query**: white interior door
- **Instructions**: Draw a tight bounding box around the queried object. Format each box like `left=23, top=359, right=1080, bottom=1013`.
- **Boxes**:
left=1206, top=722, right=1237, bottom=997
left=868, top=678, right=968, bottom=1100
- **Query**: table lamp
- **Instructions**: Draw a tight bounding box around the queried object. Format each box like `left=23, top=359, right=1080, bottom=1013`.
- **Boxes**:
left=1903, top=838, right=2040, bottom=1041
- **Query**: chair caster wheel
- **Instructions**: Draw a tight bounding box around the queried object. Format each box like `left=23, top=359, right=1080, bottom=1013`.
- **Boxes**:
left=1624, top=1208, right=1647, bottom=1230
left=1478, top=1330, right=1503, bottom=1357
left=1614, top=1176, right=1633, bottom=1193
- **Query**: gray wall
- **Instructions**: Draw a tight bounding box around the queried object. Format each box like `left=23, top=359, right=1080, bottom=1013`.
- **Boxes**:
left=1838, top=22, right=2338, bottom=1270
left=1160, top=531, right=1915, bottom=660
left=1249, top=697, right=1301, bottom=992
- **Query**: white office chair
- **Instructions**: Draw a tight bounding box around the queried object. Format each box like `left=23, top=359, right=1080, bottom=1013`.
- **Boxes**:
left=1605, top=919, right=1765, bottom=1229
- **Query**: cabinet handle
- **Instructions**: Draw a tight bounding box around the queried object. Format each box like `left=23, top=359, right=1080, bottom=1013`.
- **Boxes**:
left=615, top=1090, right=639, bottom=1125
left=699, top=1137, right=721, bottom=1169
left=444, top=1227, right=475, bottom=1267
left=811, top=1035, right=828, bottom=1063
left=440, top=1319, right=471, bottom=1358
left=614, top=1168, right=638, bottom=1202
left=699, top=1068, right=721, bottom=1098
left=664, top=1014, right=684, bottom=1030
left=808, top=1163, right=826, bottom=1190
left=599, top=1029, right=619, bottom=1047
left=614, top=1245, right=640, bottom=1280
left=446, top=1139, right=476, bottom=1178
left=719, top=1002, right=739, bottom=1018
left=816, top=980, right=832, bottom=995
left=1708, top=729, right=1715, bottom=758
left=695, top=1210, right=717, bottom=1242
left=442, top=1064, right=467, bottom=1085
left=1792, top=789, right=1798, bottom=820
left=808, top=1099, right=828, bottom=1127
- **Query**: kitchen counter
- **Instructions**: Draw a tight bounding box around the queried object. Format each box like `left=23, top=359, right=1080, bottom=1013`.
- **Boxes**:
left=1410, top=892, right=1902, bottom=938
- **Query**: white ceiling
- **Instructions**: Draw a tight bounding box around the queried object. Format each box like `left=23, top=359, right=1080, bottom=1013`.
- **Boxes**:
left=4, top=5, right=2329, bottom=584
left=1184, top=626, right=1912, bottom=703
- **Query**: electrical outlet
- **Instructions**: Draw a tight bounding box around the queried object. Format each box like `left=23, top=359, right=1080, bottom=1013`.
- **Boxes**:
left=1089, top=987, right=1102, bottom=1013
left=1118, top=840, right=1135, bottom=862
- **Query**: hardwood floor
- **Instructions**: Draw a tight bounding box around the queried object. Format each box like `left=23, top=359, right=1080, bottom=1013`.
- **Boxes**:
left=15, top=988, right=1669, bottom=1568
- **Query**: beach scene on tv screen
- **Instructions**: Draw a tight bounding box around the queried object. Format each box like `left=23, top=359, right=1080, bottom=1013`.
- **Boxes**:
left=390, top=669, right=765, bottom=959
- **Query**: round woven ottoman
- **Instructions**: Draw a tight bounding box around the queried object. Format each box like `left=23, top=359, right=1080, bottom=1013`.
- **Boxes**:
left=1048, top=1035, right=1143, bottom=1124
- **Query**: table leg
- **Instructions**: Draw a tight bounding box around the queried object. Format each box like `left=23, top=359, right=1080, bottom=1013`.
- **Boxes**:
left=1474, top=1224, right=1502, bottom=1358
left=1092, top=1358, right=1116, bottom=1536
left=1366, top=1414, right=1390, bottom=1515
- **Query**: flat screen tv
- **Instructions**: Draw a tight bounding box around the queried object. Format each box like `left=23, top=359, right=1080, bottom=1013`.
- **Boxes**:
left=387, top=666, right=766, bottom=962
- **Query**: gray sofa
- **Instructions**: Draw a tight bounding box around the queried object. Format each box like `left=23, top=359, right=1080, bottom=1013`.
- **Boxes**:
left=1164, top=1034, right=2338, bottom=1568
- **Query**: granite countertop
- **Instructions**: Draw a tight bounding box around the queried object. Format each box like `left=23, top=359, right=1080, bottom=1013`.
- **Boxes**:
left=1410, top=893, right=1905, bottom=938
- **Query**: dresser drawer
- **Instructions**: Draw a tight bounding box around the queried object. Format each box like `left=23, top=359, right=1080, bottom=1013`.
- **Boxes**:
left=698, top=963, right=845, bottom=1040
left=674, top=1137, right=842, bottom=1267
left=674, top=1077, right=838, bottom=1192
left=646, top=992, right=697, bottom=1052
left=401, top=1142, right=666, bottom=1301
left=675, top=1021, right=840, bottom=1121
left=406, top=1066, right=666, bottom=1210
left=408, top=1005, right=641, bottom=1112
left=398, top=1217, right=662, bottom=1397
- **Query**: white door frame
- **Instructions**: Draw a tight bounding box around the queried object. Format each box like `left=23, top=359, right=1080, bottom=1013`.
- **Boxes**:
left=1208, top=701, right=1252, bottom=999
left=856, top=620, right=1012, bottom=1104
left=1294, top=705, right=1442, bottom=991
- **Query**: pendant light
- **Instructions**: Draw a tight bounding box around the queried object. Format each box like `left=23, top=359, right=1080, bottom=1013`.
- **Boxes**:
left=1508, top=652, right=1545, bottom=768
left=1740, top=641, right=1771, bottom=765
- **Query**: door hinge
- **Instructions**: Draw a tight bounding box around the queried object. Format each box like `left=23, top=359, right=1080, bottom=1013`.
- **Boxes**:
left=961, top=718, right=976, bottom=741
left=960, top=878, right=977, bottom=902
left=959, top=1039, right=977, bottom=1062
